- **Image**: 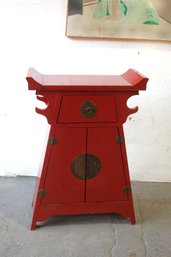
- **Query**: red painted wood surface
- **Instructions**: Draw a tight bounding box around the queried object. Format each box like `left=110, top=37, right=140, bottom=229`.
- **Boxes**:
left=26, top=67, right=148, bottom=91
left=27, top=68, right=148, bottom=230
left=86, top=127, right=127, bottom=202
left=34, top=201, right=135, bottom=225
left=58, top=96, right=117, bottom=123
left=41, top=128, right=86, bottom=204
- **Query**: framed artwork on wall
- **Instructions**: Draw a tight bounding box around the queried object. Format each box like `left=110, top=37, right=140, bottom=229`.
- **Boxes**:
left=66, top=0, right=171, bottom=42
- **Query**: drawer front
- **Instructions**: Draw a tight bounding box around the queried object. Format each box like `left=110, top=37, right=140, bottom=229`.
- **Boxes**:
left=58, top=96, right=117, bottom=123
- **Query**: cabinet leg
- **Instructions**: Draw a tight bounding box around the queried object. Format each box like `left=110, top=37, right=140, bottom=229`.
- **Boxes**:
left=30, top=216, right=37, bottom=230
left=130, top=214, right=136, bottom=225
left=30, top=205, right=39, bottom=230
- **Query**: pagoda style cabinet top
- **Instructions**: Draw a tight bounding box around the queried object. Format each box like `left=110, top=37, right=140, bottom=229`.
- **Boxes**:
left=27, top=68, right=148, bottom=230
left=27, top=67, right=147, bottom=91
left=27, top=68, right=148, bottom=125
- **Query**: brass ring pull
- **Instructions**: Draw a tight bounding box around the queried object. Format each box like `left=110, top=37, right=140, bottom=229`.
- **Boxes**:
left=85, top=106, right=93, bottom=113
left=80, top=101, right=97, bottom=118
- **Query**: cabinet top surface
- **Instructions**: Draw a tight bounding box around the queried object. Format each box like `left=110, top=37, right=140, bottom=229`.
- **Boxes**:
left=26, top=68, right=148, bottom=92
left=43, top=75, right=129, bottom=86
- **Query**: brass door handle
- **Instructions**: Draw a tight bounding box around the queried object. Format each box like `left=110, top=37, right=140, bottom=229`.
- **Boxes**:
left=85, top=106, right=93, bottom=114
left=71, top=154, right=101, bottom=180
left=80, top=101, right=97, bottom=118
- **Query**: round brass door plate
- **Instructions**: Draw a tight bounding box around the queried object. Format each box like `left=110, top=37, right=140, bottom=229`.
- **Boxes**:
left=80, top=101, right=97, bottom=118
left=71, top=154, right=101, bottom=180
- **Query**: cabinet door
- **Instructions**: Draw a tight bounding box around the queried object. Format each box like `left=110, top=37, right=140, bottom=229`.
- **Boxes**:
left=86, top=127, right=127, bottom=202
left=42, top=128, right=86, bottom=204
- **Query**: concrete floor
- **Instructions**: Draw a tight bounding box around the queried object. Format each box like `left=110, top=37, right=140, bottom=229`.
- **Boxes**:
left=0, top=177, right=171, bottom=257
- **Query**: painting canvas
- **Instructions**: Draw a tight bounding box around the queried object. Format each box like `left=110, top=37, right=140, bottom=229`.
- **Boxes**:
left=66, top=0, right=171, bottom=41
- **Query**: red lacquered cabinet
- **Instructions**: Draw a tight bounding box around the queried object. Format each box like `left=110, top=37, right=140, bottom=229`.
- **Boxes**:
left=27, top=68, right=148, bottom=230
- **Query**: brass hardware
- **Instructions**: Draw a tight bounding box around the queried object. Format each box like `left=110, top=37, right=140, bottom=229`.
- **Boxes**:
left=38, top=189, right=46, bottom=197
left=71, top=154, right=86, bottom=180
left=48, top=137, right=57, bottom=145
left=123, top=186, right=131, bottom=194
left=80, top=101, right=97, bottom=118
left=71, top=154, right=101, bottom=180
left=86, top=154, right=101, bottom=179
left=116, top=136, right=124, bottom=144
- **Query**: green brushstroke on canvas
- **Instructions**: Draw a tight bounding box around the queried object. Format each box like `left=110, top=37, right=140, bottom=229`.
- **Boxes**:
left=93, top=0, right=160, bottom=25
left=93, top=0, right=112, bottom=19
left=120, top=0, right=128, bottom=16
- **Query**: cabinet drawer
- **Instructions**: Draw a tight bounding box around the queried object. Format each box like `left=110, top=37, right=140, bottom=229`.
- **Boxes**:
left=58, top=96, right=117, bottom=123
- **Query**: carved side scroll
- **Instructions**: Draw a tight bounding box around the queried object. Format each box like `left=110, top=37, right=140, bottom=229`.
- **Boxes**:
left=35, top=91, right=62, bottom=125
left=115, top=92, right=139, bottom=124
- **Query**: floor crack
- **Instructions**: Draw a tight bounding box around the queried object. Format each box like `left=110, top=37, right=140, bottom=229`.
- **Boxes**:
left=136, top=192, right=152, bottom=257
left=110, top=218, right=118, bottom=257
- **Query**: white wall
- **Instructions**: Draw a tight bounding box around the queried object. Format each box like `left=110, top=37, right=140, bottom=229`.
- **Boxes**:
left=0, top=0, right=171, bottom=181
